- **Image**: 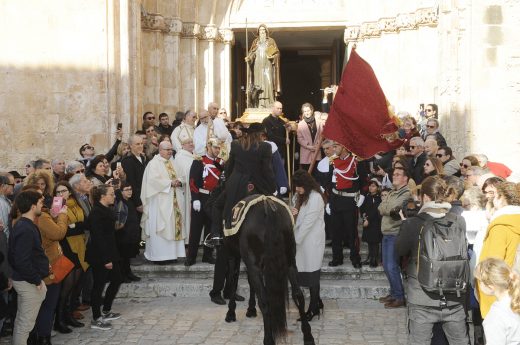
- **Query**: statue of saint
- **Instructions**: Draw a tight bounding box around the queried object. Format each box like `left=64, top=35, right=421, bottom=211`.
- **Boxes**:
left=245, top=24, right=281, bottom=108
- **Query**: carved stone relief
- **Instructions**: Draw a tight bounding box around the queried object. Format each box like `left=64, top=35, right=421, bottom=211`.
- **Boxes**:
left=344, top=7, right=438, bottom=43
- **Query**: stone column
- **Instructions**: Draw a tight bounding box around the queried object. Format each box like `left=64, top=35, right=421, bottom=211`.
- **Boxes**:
left=180, top=22, right=200, bottom=111
left=436, top=1, right=470, bottom=160
left=162, top=17, right=182, bottom=115
left=199, top=25, right=219, bottom=110
left=219, top=29, right=234, bottom=116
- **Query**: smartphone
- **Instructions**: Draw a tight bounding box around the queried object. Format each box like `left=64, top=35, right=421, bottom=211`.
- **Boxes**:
left=51, top=196, right=63, bottom=214
left=117, top=122, right=122, bottom=130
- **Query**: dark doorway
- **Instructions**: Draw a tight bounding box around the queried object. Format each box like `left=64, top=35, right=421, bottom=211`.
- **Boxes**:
left=279, top=51, right=323, bottom=121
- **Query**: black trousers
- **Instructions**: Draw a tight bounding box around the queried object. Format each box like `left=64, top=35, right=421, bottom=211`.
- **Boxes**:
left=188, top=194, right=213, bottom=261
left=90, top=263, right=123, bottom=320
left=210, top=245, right=235, bottom=298
left=330, top=196, right=360, bottom=264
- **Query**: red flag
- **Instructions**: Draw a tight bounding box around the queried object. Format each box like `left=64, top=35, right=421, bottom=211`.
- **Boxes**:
left=323, top=49, right=403, bottom=159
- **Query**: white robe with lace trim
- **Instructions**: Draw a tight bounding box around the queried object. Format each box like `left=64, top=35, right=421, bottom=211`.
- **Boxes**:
left=140, top=154, right=185, bottom=261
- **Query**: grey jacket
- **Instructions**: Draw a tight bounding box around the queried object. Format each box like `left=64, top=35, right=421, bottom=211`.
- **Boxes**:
left=378, top=185, right=410, bottom=236
left=396, top=202, right=467, bottom=307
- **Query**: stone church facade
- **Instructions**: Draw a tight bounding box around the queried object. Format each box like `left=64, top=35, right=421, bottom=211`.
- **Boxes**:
left=1, top=0, right=519, bottom=172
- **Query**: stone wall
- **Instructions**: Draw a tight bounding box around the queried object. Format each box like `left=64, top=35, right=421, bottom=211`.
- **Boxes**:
left=0, top=0, right=139, bottom=172
left=466, top=0, right=520, bottom=171
left=2, top=0, right=519, bottom=173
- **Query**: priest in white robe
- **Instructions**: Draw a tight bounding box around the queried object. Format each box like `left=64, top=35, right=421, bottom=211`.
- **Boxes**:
left=173, top=137, right=195, bottom=243
left=171, top=110, right=196, bottom=153
left=193, top=110, right=232, bottom=159
left=141, top=141, right=185, bottom=262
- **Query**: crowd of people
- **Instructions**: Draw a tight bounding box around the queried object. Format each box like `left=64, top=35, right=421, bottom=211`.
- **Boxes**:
left=1, top=97, right=519, bottom=345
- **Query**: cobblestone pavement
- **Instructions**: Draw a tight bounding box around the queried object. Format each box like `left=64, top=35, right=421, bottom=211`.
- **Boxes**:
left=1, top=297, right=408, bottom=345
left=0, top=297, right=406, bottom=345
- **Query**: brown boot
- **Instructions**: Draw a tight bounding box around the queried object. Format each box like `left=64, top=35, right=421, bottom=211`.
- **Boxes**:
left=378, top=295, right=395, bottom=303
left=384, top=299, right=406, bottom=309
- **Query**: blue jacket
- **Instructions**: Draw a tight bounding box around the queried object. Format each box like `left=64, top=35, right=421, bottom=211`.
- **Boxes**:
left=8, top=217, right=49, bottom=285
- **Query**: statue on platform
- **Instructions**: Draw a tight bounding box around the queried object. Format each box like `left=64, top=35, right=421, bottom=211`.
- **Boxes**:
left=245, top=24, right=281, bottom=109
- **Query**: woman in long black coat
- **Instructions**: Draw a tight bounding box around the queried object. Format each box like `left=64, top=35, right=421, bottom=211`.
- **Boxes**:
left=360, top=179, right=383, bottom=267
left=114, top=181, right=141, bottom=282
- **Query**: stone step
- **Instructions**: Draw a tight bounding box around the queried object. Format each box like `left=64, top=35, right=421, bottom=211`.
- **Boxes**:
left=117, top=277, right=390, bottom=300
left=132, top=260, right=386, bottom=280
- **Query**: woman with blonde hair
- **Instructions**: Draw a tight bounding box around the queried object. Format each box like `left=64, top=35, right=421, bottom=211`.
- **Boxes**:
left=478, top=181, right=520, bottom=318
left=24, top=170, right=54, bottom=208
left=475, top=258, right=520, bottom=344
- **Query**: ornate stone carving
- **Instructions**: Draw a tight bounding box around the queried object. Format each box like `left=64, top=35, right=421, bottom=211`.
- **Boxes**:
left=344, top=26, right=360, bottom=42
left=181, top=22, right=201, bottom=38
left=141, top=12, right=168, bottom=32
left=218, top=29, right=235, bottom=44
left=344, top=7, right=438, bottom=42
left=200, top=25, right=218, bottom=41
left=379, top=17, right=397, bottom=33
left=360, top=22, right=381, bottom=38
left=416, top=7, right=439, bottom=27
left=165, top=17, right=183, bottom=35
left=395, top=13, right=417, bottom=31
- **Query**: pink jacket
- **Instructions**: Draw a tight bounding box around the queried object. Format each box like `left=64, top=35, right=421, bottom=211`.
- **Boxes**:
left=297, top=119, right=323, bottom=164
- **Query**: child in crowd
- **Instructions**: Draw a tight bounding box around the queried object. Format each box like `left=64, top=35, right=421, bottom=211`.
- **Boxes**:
left=475, top=258, right=520, bottom=345
left=360, top=179, right=382, bottom=267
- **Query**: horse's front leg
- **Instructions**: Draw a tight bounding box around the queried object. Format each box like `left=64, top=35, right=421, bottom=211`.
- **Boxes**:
left=288, top=265, right=315, bottom=345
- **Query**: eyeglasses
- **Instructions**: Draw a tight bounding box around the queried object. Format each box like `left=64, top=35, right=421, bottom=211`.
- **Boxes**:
left=436, top=154, right=444, bottom=158
left=56, top=189, right=69, bottom=194
left=426, top=125, right=436, bottom=129
left=460, top=163, right=469, bottom=168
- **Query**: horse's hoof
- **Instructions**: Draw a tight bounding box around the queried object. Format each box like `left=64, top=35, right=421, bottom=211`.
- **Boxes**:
left=246, top=307, right=257, bottom=318
left=225, top=313, right=236, bottom=323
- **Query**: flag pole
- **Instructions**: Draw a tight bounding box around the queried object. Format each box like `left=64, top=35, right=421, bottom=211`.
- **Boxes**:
left=245, top=18, right=250, bottom=108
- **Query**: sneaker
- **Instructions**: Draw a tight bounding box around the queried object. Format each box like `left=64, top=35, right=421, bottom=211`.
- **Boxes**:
left=101, top=311, right=121, bottom=321
left=91, top=318, right=112, bottom=330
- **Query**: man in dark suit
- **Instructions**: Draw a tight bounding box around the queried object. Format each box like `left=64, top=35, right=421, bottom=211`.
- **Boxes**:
left=409, top=137, right=427, bottom=184
left=121, top=135, right=147, bottom=212
left=262, top=101, right=288, bottom=162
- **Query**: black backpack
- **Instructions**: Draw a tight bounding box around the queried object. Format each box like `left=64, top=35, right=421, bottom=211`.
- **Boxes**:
left=416, top=213, right=469, bottom=300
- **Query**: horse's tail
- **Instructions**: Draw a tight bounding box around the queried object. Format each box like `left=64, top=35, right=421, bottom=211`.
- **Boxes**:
left=263, top=199, right=288, bottom=341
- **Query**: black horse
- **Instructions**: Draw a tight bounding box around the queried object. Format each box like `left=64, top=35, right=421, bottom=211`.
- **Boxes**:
left=223, top=195, right=315, bottom=345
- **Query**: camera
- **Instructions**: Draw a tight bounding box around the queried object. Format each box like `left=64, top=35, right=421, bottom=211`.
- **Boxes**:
left=389, top=198, right=421, bottom=221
